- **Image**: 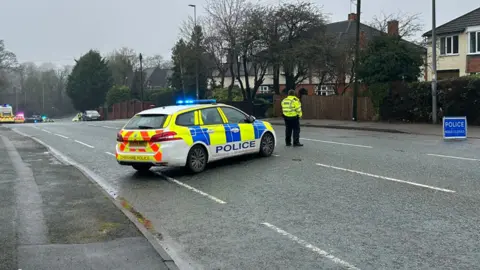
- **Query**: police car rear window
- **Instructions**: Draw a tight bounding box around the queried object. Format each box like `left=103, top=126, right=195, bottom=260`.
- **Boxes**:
left=124, top=114, right=167, bottom=129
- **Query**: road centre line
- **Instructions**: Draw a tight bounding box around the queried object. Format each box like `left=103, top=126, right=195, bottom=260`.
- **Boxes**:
left=315, top=163, right=455, bottom=193
left=41, top=129, right=52, bottom=134
left=155, top=172, right=226, bottom=204
left=74, top=140, right=94, bottom=148
left=261, top=222, right=360, bottom=269
left=54, top=133, right=69, bottom=139
left=105, top=152, right=116, bottom=157
left=427, top=153, right=480, bottom=161
left=301, top=138, right=372, bottom=148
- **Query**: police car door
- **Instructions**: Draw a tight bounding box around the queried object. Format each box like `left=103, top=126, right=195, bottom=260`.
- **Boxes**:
left=219, top=106, right=258, bottom=156
left=198, top=107, right=228, bottom=160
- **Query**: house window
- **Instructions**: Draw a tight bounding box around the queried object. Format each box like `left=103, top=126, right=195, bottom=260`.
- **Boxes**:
left=469, top=31, right=480, bottom=54
left=440, top=35, right=459, bottom=55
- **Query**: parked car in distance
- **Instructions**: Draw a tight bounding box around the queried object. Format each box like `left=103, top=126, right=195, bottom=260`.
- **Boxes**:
left=82, top=110, right=101, bottom=121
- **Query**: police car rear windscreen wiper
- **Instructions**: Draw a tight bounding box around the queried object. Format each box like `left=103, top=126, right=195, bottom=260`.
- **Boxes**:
left=137, top=125, right=154, bottom=129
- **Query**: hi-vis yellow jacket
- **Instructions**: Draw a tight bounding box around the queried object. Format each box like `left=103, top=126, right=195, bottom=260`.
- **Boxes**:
left=281, top=95, right=302, bottom=118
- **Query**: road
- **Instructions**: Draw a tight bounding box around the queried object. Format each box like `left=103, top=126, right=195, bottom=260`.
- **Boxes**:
left=6, top=119, right=480, bottom=269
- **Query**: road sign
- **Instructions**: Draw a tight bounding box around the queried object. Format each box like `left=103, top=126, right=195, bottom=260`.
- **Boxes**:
left=443, top=116, right=467, bottom=139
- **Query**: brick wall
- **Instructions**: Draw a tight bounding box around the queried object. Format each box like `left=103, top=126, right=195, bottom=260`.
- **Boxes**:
left=467, top=55, right=480, bottom=73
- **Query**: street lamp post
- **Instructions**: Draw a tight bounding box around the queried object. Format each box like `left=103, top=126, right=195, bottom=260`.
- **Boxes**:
left=352, top=0, right=361, bottom=121
left=431, top=0, right=438, bottom=124
left=139, top=53, right=144, bottom=102
left=189, top=4, right=199, bottom=100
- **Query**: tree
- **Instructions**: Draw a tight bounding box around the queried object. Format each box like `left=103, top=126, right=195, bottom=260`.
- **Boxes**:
left=143, top=54, right=171, bottom=69
left=106, top=48, right=135, bottom=86
left=170, top=26, right=209, bottom=99
left=106, top=85, right=131, bottom=106
left=358, top=35, right=424, bottom=85
left=205, top=0, right=250, bottom=101
left=368, top=12, right=424, bottom=41
left=66, top=50, right=113, bottom=111
left=236, top=5, right=271, bottom=100
left=275, top=2, right=328, bottom=91
left=0, top=40, right=18, bottom=90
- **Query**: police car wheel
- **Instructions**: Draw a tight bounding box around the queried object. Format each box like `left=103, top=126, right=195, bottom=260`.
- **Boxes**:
left=132, top=164, right=152, bottom=172
left=259, top=132, right=275, bottom=157
left=186, top=145, right=207, bottom=173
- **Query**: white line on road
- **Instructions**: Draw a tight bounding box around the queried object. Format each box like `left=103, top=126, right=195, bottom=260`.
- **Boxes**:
left=41, top=129, right=52, bottom=134
left=301, top=138, right=372, bottom=148
left=74, top=140, right=94, bottom=148
left=273, top=154, right=280, bottom=157
left=54, top=133, right=68, bottom=139
left=261, top=222, right=360, bottom=269
left=427, top=153, right=480, bottom=161
left=315, top=163, right=455, bottom=193
left=156, top=172, right=226, bottom=204
left=105, top=152, right=115, bottom=157
left=102, top=126, right=118, bottom=129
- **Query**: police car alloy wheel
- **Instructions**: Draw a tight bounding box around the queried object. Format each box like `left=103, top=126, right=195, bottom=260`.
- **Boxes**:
left=187, top=145, right=207, bottom=173
left=259, top=132, right=275, bottom=157
left=132, top=164, right=152, bottom=172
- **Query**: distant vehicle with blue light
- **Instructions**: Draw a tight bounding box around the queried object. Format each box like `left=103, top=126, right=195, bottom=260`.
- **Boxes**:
left=24, top=114, right=43, bottom=123
left=115, top=99, right=277, bottom=173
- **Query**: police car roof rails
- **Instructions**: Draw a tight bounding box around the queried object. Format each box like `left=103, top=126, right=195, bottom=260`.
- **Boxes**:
left=176, top=99, right=216, bottom=105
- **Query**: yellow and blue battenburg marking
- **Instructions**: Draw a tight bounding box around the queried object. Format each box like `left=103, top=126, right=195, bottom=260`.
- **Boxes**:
left=187, top=120, right=269, bottom=146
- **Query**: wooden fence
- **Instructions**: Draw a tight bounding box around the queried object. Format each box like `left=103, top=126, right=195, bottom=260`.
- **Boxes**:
left=97, top=100, right=155, bottom=120
left=274, top=95, right=375, bottom=121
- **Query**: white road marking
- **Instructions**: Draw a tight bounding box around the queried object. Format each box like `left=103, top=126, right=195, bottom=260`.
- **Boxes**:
left=261, top=222, right=360, bottom=269
left=74, top=140, right=94, bottom=148
left=105, top=152, right=116, bottom=156
left=103, top=125, right=118, bottom=129
left=156, top=172, right=226, bottom=204
left=315, top=163, right=455, bottom=193
left=427, top=153, right=480, bottom=161
left=54, top=133, right=68, bottom=139
left=273, top=154, right=280, bottom=157
left=41, top=129, right=52, bottom=134
left=301, top=138, right=372, bottom=148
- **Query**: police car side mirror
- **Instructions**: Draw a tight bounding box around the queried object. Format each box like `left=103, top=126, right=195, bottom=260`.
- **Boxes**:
left=246, top=115, right=256, bottom=123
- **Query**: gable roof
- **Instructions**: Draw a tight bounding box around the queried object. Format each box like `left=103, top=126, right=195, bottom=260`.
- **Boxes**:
left=326, top=19, right=425, bottom=52
left=423, top=7, right=480, bottom=37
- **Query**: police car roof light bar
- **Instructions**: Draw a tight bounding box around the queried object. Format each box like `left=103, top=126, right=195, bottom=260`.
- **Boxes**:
left=176, top=99, right=216, bottom=105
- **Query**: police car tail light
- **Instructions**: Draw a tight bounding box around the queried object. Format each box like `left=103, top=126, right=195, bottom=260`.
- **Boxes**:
left=150, top=131, right=180, bottom=142
left=116, top=132, right=123, bottom=142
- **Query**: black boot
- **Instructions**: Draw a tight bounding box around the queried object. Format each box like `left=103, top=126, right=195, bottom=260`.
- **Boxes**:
left=293, top=142, right=303, bottom=147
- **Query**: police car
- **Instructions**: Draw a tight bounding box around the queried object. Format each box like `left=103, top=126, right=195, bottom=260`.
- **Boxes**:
left=116, top=99, right=276, bottom=173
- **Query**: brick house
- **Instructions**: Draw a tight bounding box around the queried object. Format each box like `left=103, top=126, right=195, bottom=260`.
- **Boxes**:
left=423, top=7, right=480, bottom=79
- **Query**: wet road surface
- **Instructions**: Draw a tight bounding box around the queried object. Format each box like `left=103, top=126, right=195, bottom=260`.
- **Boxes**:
left=6, top=119, right=480, bottom=269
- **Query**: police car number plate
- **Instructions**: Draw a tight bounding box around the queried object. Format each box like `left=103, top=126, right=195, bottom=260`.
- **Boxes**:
left=129, top=141, right=146, bottom=147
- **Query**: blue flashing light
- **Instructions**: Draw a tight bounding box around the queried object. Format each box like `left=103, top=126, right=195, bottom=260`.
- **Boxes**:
left=176, top=99, right=216, bottom=105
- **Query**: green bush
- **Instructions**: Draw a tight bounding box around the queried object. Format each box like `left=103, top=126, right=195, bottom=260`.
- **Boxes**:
left=379, top=76, right=480, bottom=124
left=106, top=85, right=131, bottom=106
left=208, top=87, right=243, bottom=101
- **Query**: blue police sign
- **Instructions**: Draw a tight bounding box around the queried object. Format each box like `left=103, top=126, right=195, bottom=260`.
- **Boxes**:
left=443, top=116, right=467, bottom=139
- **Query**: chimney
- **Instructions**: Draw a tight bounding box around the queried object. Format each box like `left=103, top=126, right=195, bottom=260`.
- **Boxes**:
left=387, top=20, right=399, bottom=36
left=348, top=13, right=357, bottom=21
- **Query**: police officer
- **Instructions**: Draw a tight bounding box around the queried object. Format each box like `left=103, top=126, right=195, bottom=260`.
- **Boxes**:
left=281, top=90, right=303, bottom=147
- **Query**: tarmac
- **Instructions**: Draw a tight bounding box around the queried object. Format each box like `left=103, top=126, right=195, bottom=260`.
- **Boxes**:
left=264, top=118, right=480, bottom=138
left=0, top=127, right=175, bottom=270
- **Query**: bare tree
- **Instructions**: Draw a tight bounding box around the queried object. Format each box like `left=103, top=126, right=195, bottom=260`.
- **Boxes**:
left=368, top=11, right=424, bottom=41
left=203, top=16, right=229, bottom=88
left=205, top=0, right=250, bottom=101
left=0, top=40, right=18, bottom=90
left=143, top=54, right=169, bottom=69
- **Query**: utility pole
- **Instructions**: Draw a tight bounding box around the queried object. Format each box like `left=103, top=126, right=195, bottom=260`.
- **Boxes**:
left=42, top=83, right=45, bottom=113
left=431, top=0, right=438, bottom=124
left=189, top=4, right=199, bottom=100
left=14, top=86, right=18, bottom=113
left=139, top=53, right=144, bottom=102
left=352, top=0, right=361, bottom=121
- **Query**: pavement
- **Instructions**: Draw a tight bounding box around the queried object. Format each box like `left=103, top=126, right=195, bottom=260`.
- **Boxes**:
left=264, top=118, right=480, bottom=138
left=0, top=127, right=173, bottom=270
left=3, top=119, right=480, bottom=269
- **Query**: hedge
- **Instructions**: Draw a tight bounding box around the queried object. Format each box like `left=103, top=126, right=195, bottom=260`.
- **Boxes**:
left=378, top=76, right=480, bottom=124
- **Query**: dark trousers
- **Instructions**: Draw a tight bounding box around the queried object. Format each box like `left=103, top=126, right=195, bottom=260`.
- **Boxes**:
left=283, top=116, right=300, bottom=144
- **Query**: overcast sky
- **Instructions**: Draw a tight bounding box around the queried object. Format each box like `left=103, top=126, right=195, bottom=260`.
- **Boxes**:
left=0, top=0, right=478, bottom=66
